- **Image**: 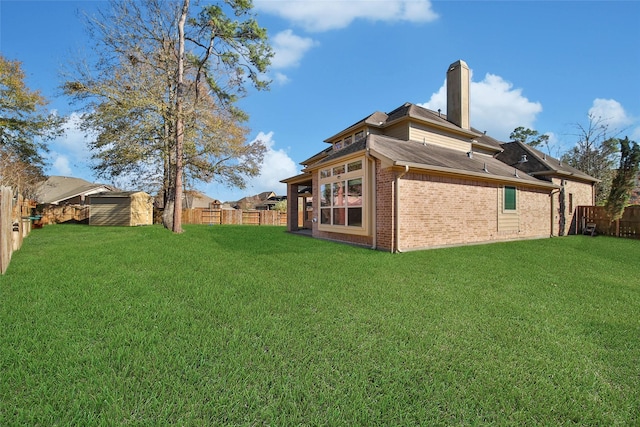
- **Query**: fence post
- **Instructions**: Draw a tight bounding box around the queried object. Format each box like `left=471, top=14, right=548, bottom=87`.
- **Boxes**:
left=0, top=186, right=14, bottom=274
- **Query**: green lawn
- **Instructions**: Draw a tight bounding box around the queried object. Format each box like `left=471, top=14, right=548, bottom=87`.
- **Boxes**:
left=1, top=225, right=639, bottom=425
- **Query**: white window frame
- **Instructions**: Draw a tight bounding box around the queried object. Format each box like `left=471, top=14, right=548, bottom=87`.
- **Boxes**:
left=318, top=157, right=368, bottom=235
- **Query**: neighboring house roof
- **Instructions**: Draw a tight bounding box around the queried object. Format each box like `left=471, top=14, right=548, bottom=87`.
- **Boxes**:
left=91, top=191, right=149, bottom=198
left=497, top=141, right=598, bottom=183
left=231, top=191, right=278, bottom=209
left=183, top=190, right=220, bottom=209
left=35, top=176, right=115, bottom=205
left=256, top=195, right=287, bottom=210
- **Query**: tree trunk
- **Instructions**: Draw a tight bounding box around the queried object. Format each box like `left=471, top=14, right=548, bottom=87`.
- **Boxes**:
left=171, top=0, right=189, bottom=233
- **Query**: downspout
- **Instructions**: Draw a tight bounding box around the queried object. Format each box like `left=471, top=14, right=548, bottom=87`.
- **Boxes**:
left=394, top=165, right=409, bottom=253
left=365, top=149, right=376, bottom=250
left=550, top=189, right=559, bottom=237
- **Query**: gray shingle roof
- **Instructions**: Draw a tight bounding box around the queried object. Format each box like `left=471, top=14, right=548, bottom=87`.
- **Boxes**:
left=35, top=176, right=115, bottom=204
left=368, top=134, right=552, bottom=186
left=497, top=141, right=598, bottom=183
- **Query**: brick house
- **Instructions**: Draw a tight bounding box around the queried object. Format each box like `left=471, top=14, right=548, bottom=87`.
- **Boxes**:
left=282, top=60, right=596, bottom=252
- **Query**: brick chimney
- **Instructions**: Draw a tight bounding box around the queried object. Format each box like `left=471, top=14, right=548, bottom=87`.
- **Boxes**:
left=446, top=60, right=470, bottom=130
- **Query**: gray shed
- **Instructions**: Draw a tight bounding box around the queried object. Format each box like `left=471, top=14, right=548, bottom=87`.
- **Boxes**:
left=89, top=191, right=153, bottom=226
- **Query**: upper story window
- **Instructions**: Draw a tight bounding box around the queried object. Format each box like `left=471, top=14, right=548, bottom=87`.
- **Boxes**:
left=332, top=130, right=365, bottom=151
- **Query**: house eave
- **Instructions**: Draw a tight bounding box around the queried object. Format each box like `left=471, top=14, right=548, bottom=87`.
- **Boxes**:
left=45, top=186, right=113, bottom=205
left=280, top=172, right=312, bottom=185
left=393, top=160, right=560, bottom=189
left=529, top=170, right=600, bottom=183
left=362, top=144, right=559, bottom=190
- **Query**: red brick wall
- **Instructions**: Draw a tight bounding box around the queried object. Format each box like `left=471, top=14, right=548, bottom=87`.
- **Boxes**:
left=396, top=172, right=552, bottom=250
left=309, top=161, right=554, bottom=252
left=374, top=161, right=395, bottom=251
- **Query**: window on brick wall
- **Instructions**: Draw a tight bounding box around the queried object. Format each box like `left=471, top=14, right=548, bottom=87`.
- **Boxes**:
left=319, top=159, right=364, bottom=230
left=504, top=186, right=517, bottom=211
left=569, top=193, right=574, bottom=213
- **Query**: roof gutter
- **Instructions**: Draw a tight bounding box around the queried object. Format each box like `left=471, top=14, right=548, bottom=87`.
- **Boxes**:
left=529, top=170, right=600, bottom=183
left=391, top=160, right=560, bottom=190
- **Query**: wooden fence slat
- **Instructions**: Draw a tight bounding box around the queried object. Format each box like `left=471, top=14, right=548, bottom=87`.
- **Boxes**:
left=179, top=208, right=286, bottom=226
left=576, top=205, right=640, bottom=239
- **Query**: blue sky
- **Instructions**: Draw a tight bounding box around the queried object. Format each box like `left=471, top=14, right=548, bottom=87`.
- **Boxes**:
left=2, top=0, right=639, bottom=202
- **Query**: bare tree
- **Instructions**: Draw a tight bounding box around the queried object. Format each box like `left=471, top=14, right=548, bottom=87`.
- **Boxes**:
left=64, top=0, right=272, bottom=232
left=561, top=114, right=619, bottom=205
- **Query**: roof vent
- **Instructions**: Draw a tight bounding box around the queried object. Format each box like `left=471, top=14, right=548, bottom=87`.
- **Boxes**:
left=519, top=154, right=528, bottom=163
left=438, top=108, right=441, bottom=117
left=467, top=151, right=473, bottom=159
left=483, top=163, right=489, bottom=173
left=514, top=168, right=519, bottom=178
left=543, top=153, right=547, bottom=160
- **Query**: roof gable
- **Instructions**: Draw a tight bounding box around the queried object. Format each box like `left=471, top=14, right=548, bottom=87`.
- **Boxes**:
left=497, top=141, right=598, bottom=183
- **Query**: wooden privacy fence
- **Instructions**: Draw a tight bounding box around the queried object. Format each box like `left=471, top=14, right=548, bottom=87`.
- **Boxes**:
left=181, top=208, right=287, bottom=226
left=0, top=186, right=33, bottom=274
left=35, top=205, right=287, bottom=226
left=576, top=205, right=640, bottom=239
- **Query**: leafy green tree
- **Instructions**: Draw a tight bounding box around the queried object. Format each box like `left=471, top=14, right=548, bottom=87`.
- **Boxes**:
left=64, top=0, right=272, bottom=232
left=273, top=199, right=287, bottom=212
left=605, top=137, right=640, bottom=220
left=0, top=55, right=62, bottom=196
left=510, top=126, right=550, bottom=151
left=561, top=114, right=618, bottom=205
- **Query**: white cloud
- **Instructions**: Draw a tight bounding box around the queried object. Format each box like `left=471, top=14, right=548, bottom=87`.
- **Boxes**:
left=271, top=29, right=318, bottom=69
left=274, top=72, right=290, bottom=85
left=203, top=131, right=299, bottom=201
left=51, top=153, right=72, bottom=176
left=246, top=131, right=298, bottom=194
left=45, top=112, right=95, bottom=178
left=56, top=112, right=94, bottom=159
left=255, top=0, right=438, bottom=32
left=588, top=98, right=640, bottom=142
left=420, top=72, right=543, bottom=141
left=588, top=98, right=632, bottom=129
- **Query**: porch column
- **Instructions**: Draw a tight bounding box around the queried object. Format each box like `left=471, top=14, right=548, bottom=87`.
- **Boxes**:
left=287, top=183, right=299, bottom=232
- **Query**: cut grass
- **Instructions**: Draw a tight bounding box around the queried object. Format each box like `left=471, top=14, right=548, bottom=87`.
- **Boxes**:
left=1, top=225, right=639, bottom=425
